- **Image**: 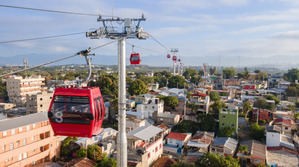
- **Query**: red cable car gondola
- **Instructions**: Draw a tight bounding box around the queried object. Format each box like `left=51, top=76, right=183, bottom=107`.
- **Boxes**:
left=172, top=55, right=177, bottom=61
left=167, top=54, right=171, bottom=59
left=48, top=87, right=105, bottom=138
left=130, top=53, right=141, bottom=64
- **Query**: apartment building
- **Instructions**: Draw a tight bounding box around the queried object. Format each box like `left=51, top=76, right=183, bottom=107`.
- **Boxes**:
left=219, top=104, right=239, bottom=134
left=0, top=112, right=60, bottom=167
left=26, top=92, right=53, bottom=114
left=6, top=76, right=46, bottom=106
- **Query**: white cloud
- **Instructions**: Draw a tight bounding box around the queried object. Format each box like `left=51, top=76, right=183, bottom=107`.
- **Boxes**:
left=219, top=0, right=249, bottom=6
left=230, top=23, right=296, bottom=35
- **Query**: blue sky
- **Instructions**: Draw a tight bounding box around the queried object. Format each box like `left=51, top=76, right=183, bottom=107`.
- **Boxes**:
left=1, top=0, right=299, bottom=68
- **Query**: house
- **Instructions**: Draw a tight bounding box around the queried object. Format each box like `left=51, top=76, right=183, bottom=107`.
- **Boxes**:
left=267, top=149, right=298, bottom=167
left=154, top=111, right=180, bottom=126
left=252, top=108, right=272, bottom=122
left=266, top=131, right=295, bottom=151
left=65, top=158, right=96, bottom=167
left=219, top=104, right=238, bottom=134
left=126, top=99, right=136, bottom=109
left=151, top=156, right=176, bottom=167
left=211, top=137, right=238, bottom=156
left=189, top=93, right=210, bottom=114
left=136, top=97, right=164, bottom=119
left=237, top=140, right=266, bottom=166
left=127, top=125, right=163, bottom=167
left=269, top=117, right=294, bottom=136
left=157, top=123, right=171, bottom=137
left=185, top=131, right=214, bottom=160
left=127, top=116, right=146, bottom=133
left=164, top=132, right=192, bottom=155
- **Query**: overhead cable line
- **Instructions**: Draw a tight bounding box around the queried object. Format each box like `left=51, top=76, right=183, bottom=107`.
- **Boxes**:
left=0, top=41, right=116, bottom=78
left=126, top=42, right=164, bottom=54
left=0, top=4, right=116, bottom=17
left=0, top=32, right=85, bottom=44
left=148, top=33, right=169, bottom=51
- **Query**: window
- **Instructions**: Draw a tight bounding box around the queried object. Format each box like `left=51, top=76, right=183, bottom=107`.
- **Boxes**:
left=2, top=145, right=6, bottom=151
left=40, top=104, right=43, bottom=107
left=285, top=127, right=288, bottom=130
left=160, top=144, right=162, bottom=149
left=23, top=152, right=27, bottom=159
left=40, top=98, right=43, bottom=101
left=3, top=131, right=7, bottom=136
left=26, top=125, right=30, bottom=131
left=23, top=139, right=27, bottom=145
left=155, top=147, right=158, bottom=152
left=33, top=124, right=36, bottom=128
left=222, top=115, right=226, bottom=118
left=11, top=129, right=15, bottom=135
left=32, top=136, right=35, bottom=141
left=19, top=127, right=23, bottom=132
left=16, top=140, right=20, bottom=147
left=18, top=154, right=22, bottom=161
left=9, top=144, right=14, bottom=150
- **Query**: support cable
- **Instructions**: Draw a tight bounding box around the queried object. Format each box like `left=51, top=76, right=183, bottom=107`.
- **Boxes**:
left=148, top=33, right=169, bottom=51
left=0, top=32, right=85, bottom=44
left=0, top=41, right=115, bottom=78
left=126, top=42, right=164, bottom=54
left=0, top=4, right=116, bottom=17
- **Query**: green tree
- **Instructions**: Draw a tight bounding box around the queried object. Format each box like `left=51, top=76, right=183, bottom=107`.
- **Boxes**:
left=183, top=68, right=198, bottom=79
left=171, top=162, right=195, bottom=167
left=209, top=67, right=217, bottom=75
left=218, top=127, right=235, bottom=137
left=172, top=120, right=201, bottom=134
left=210, top=100, right=226, bottom=114
left=250, top=123, right=265, bottom=141
left=199, top=114, right=217, bottom=131
left=128, top=79, right=148, bottom=96
left=238, top=145, right=249, bottom=155
left=286, top=86, right=299, bottom=97
left=138, top=76, right=154, bottom=85
left=190, top=75, right=201, bottom=85
left=264, top=94, right=280, bottom=105
left=87, top=145, right=105, bottom=161
left=96, top=156, right=117, bottom=167
left=223, top=67, right=236, bottom=79
left=60, top=137, right=78, bottom=160
left=159, top=95, right=179, bottom=109
left=89, top=74, right=118, bottom=97
left=209, top=92, right=220, bottom=101
left=168, top=75, right=187, bottom=88
left=284, top=68, right=299, bottom=82
left=76, top=148, right=87, bottom=158
left=242, top=101, right=253, bottom=119
left=254, top=98, right=274, bottom=110
left=257, top=72, right=268, bottom=81
left=243, top=67, right=250, bottom=79
left=196, top=153, right=240, bottom=167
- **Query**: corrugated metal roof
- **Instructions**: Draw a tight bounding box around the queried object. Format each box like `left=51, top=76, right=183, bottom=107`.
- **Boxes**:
left=127, top=125, right=162, bottom=141
left=0, top=112, right=48, bottom=132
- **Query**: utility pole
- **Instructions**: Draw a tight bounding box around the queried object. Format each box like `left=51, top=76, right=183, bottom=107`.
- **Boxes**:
left=86, top=15, right=148, bottom=167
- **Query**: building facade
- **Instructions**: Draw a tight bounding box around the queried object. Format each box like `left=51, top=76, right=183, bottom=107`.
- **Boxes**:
left=26, top=92, right=53, bottom=114
left=0, top=112, right=60, bottom=167
left=6, top=76, right=46, bottom=106
left=219, top=104, right=239, bottom=134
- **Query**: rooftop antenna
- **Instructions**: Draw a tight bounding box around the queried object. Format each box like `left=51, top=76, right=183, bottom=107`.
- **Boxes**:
left=86, top=14, right=148, bottom=167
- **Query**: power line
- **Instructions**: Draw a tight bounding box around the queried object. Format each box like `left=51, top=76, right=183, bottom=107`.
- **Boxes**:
left=0, top=4, right=115, bottom=17
left=0, top=41, right=116, bottom=78
left=148, top=33, right=169, bottom=51
left=0, top=32, right=85, bottom=44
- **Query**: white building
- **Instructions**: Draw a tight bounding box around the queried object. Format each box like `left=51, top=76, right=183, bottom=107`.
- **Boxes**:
left=136, top=98, right=164, bottom=119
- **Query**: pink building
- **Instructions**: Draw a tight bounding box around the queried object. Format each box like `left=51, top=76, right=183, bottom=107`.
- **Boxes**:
left=0, top=112, right=60, bottom=167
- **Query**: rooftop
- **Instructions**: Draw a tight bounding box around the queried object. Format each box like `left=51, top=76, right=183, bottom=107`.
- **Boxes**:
left=152, top=156, right=176, bottom=167
left=127, top=125, right=162, bottom=141
left=267, top=150, right=298, bottom=167
left=213, top=137, right=238, bottom=151
left=0, top=112, right=48, bottom=132
left=167, top=132, right=189, bottom=141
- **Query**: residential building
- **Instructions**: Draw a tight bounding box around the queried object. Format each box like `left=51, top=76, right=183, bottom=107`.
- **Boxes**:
left=154, top=111, right=180, bottom=126
left=127, top=125, right=163, bottom=167
left=189, top=93, right=210, bottom=114
left=252, top=108, right=272, bottom=122
left=0, top=112, right=60, bottom=167
left=211, top=137, right=238, bottom=156
left=267, top=149, right=298, bottom=167
left=136, top=97, right=164, bottom=119
left=219, top=104, right=238, bottom=134
left=157, top=124, right=171, bottom=137
left=185, top=131, right=214, bottom=158
left=237, top=140, right=266, bottom=166
left=126, top=116, right=146, bottom=133
left=152, top=156, right=176, bottom=167
left=0, top=103, right=15, bottom=111
left=164, top=132, right=192, bottom=155
left=26, top=91, right=53, bottom=114
left=6, top=76, right=46, bottom=106
left=266, top=131, right=295, bottom=151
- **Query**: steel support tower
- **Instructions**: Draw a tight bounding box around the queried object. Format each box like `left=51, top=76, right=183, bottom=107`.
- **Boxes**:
left=86, top=15, right=148, bottom=167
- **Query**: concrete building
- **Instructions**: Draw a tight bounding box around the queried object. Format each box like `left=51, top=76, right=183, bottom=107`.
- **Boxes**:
left=0, top=112, right=60, bottom=167
left=154, top=111, right=180, bottom=126
left=0, top=103, right=16, bottom=111
left=26, top=92, right=53, bottom=114
left=127, top=125, right=163, bottom=167
left=164, top=132, right=192, bottom=155
left=126, top=116, right=146, bottom=133
left=6, top=76, right=46, bottom=106
left=136, top=97, right=164, bottom=119
left=211, top=137, right=238, bottom=156
left=237, top=140, right=266, bottom=166
left=219, top=104, right=239, bottom=134
left=189, top=93, right=210, bottom=114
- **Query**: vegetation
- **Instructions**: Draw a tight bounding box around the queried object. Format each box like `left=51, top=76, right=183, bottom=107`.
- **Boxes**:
left=242, top=101, right=253, bottom=118
left=210, top=100, right=226, bottom=115
left=238, top=145, right=249, bottom=155
left=284, top=68, right=299, bottom=82
left=0, top=79, right=7, bottom=99
left=264, top=94, right=280, bottom=105
left=250, top=123, right=265, bottom=141
left=254, top=98, right=275, bottom=110
left=296, top=101, right=299, bottom=108
left=172, top=120, right=200, bottom=134
left=159, top=95, right=179, bottom=109
left=87, top=145, right=105, bottom=161
left=88, top=74, right=118, bottom=97
left=190, top=75, right=201, bottom=85
left=96, top=156, right=117, bottom=167
left=218, top=127, right=235, bottom=138
left=209, top=91, right=220, bottom=101
left=196, top=153, right=240, bottom=167
left=223, top=67, right=237, bottom=79
left=128, top=79, right=148, bottom=96
left=183, top=68, right=198, bottom=79
left=168, top=75, right=187, bottom=88
left=75, top=148, right=87, bottom=158
left=286, top=85, right=299, bottom=97
left=60, top=137, right=78, bottom=161
left=198, top=114, right=217, bottom=131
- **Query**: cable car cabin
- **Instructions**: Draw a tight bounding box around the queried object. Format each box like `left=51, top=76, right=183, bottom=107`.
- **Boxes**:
left=172, top=56, right=177, bottom=61
left=167, top=54, right=171, bottom=59
left=48, top=87, right=105, bottom=138
left=130, top=53, right=141, bottom=64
